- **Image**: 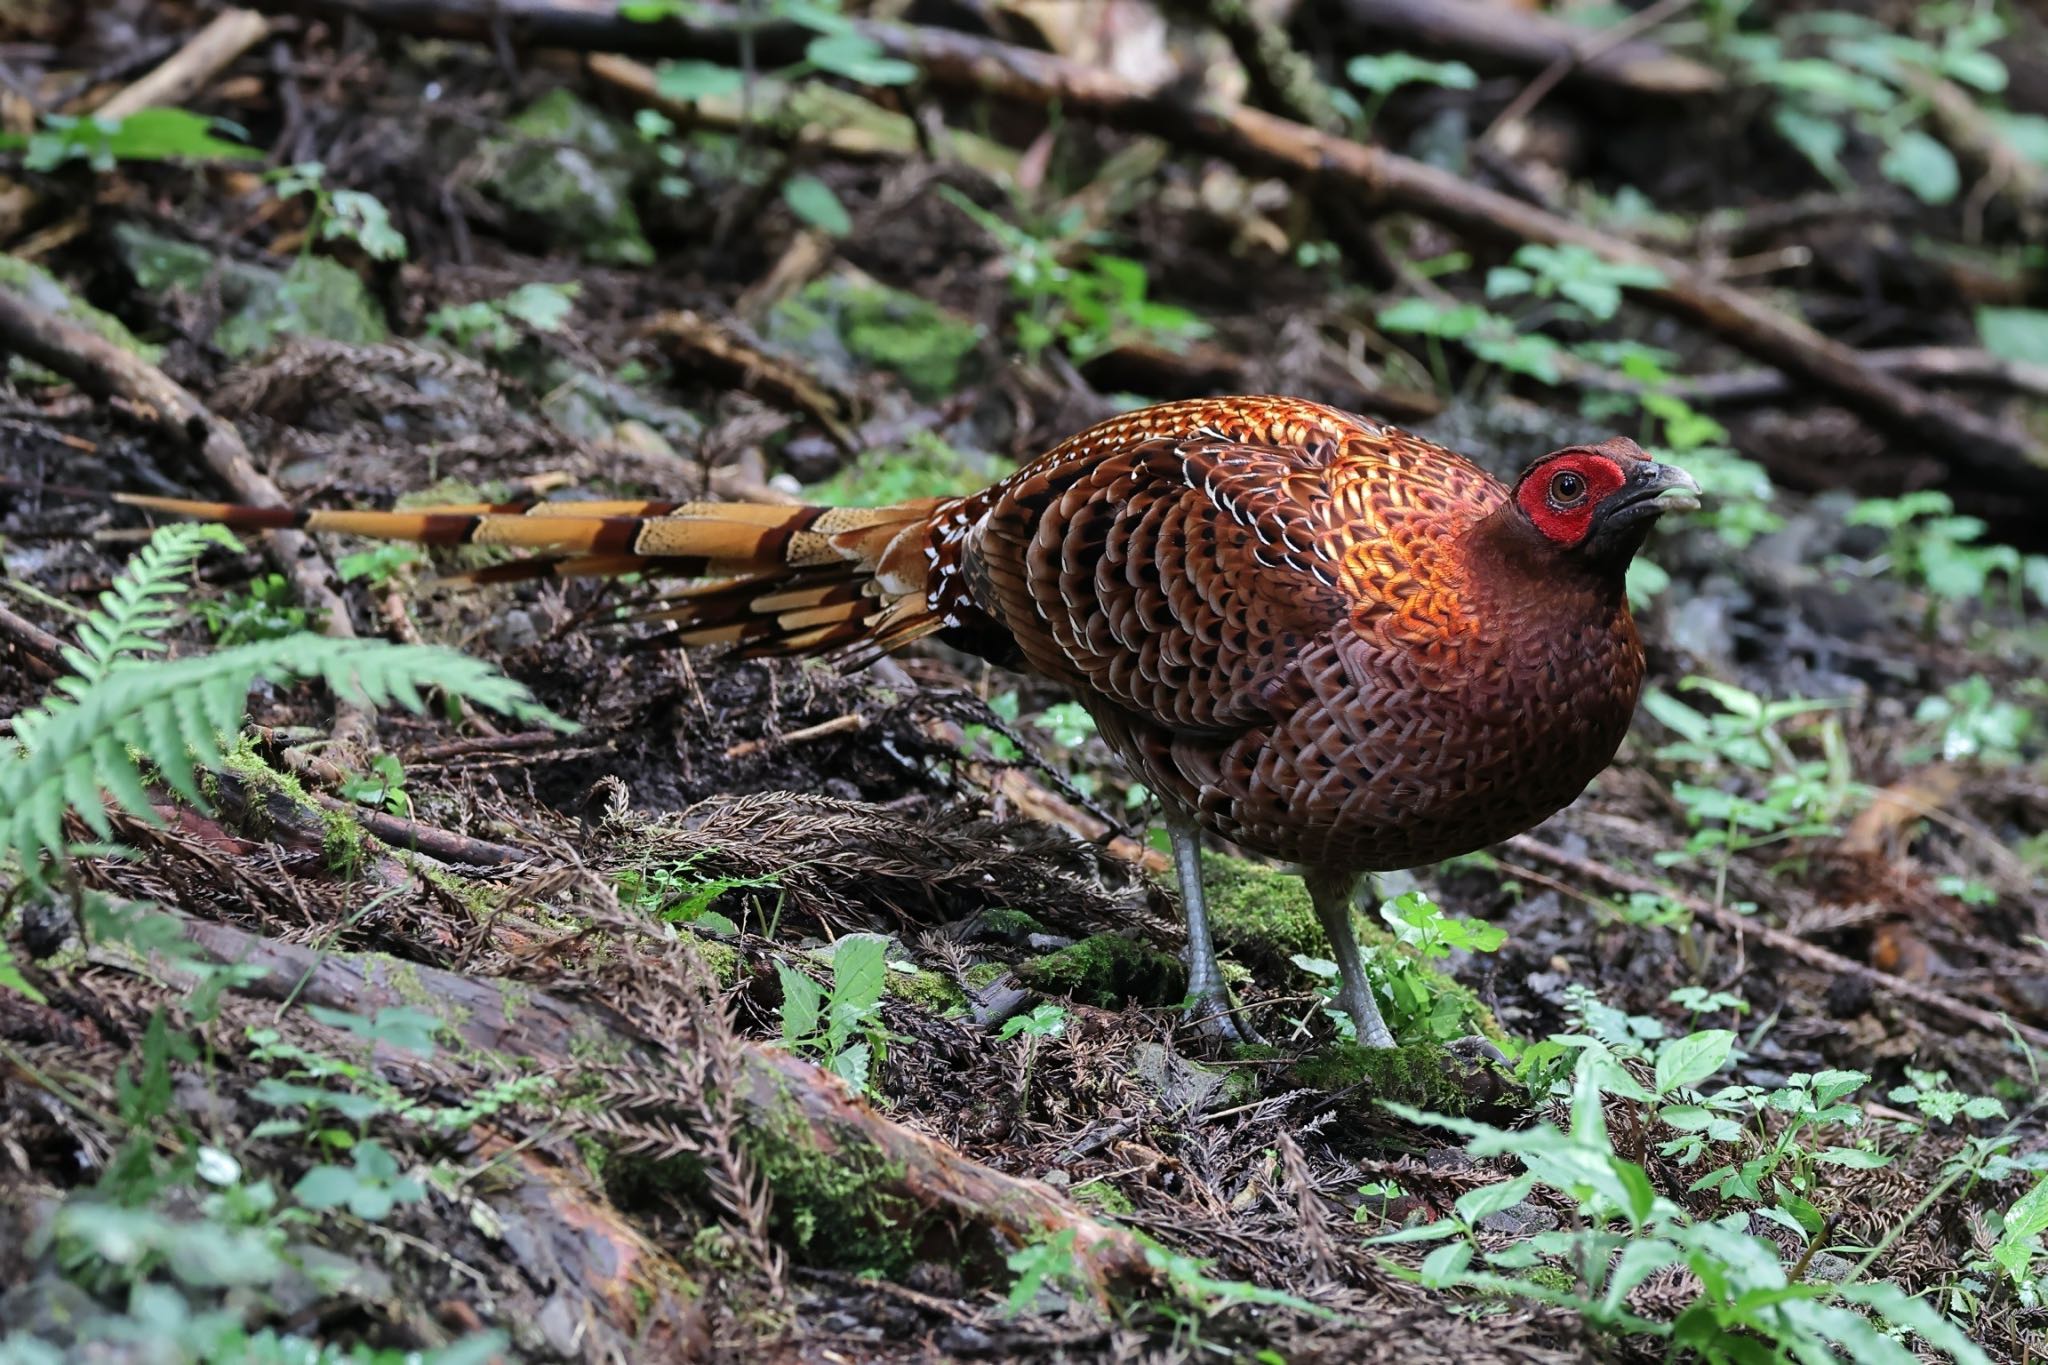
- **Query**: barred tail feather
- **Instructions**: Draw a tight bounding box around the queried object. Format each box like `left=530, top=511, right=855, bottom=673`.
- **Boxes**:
left=109, top=491, right=952, bottom=663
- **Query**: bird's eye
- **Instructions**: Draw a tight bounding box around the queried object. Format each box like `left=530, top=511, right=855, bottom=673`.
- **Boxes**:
left=1549, top=470, right=1588, bottom=505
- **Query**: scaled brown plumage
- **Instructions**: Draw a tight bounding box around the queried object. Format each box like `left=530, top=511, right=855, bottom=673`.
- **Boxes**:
left=109, top=395, right=1700, bottom=1047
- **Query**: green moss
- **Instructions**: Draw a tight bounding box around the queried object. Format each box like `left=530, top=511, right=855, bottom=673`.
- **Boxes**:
left=962, top=962, right=1007, bottom=992
left=1013, top=934, right=1185, bottom=1009
left=320, top=806, right=368, bottom=878
left=806, top=430, right=1007, bottom=507
left=495, top=977, right=532, bottom=1025
left=975, top=908, right=1045, bottom=942
left=114, top=223, right=385, bottom=357
left=567, top=1019, right=633, bottom=1068
left=1201, top=851, right=1326, bottom=974
left=775, top=278, right=982, bottom=398
left=212, top=255, right=387, bottom=357
left=484, top=90, right=652, bottom=266
left=418, top=862, right=503, bottom=918
left=883, top=967, right=966, bottom=1014
left=0, top=253, right=159, bottom=362
left=383, top=959, right=436, bottom=1012
left=607, top=1090, right=927, bottom=1276
left=1072, top=1178, right=1134, bottom=1216
left=574, top=1133, right=609, bottom=1181
left=1289, top=1041, right=1477, bottom=1113
left=683, top=933, right=742, bottom=986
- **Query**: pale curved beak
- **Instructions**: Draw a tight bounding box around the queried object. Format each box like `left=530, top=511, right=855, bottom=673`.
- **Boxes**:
left=1622, top=461, right=1701, bottom=514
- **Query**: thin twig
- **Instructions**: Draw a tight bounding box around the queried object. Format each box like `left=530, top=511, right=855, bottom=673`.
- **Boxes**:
left=1506, top=834, right=2048, bottom=1052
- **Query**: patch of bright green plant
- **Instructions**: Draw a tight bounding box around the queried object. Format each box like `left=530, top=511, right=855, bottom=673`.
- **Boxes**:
left=809, top=430, right=1007, bottom=506
left=1339, top=52, right=1477, bottom=134
left=337, top=753, right=410, bottom=816
left=615, top=855, right=775, bottom=935
left=1, top=107, right=259, bottom=171
left=1845, top=490, right=2046, bottom=614
left=624, top=0, right=918, bottom=91
left=425, top=281, right=580, bottom=353
left=1295, top=890, right=1507, bottom=1044
left=938, top=186, right=1210, bottom=364
left=1909, top=675, right=2036, bottom=765
left=194, top=573, right=313, bottom=645
left=272, top=162, right=408, bottom=263
left=0, top=524, right=565, bottom=992
left=1367, top=1048, right=1985, bottom=1364
left=777, top=932, right=891, bottom=1092
left=1704, top=2, right=2010, bottom=207
left=1643, top=676, right=1854, bottom=905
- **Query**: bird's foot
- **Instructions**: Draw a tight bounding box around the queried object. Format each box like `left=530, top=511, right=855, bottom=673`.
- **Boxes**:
left=1184, top=993, right=1265, bottom=1046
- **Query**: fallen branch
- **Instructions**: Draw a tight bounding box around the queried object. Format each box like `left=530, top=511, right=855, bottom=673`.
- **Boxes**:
left=1325, top=0, right=1723, bottom=98
left=0, top=286, right=374, bottom=751
left=168, top=914, right=1157, bottom=1296
left=94, top=8, right=272, bottom=120
left=1505, top=834, right=2048, bottom=1052
left=0, top=601, right=66, bottom=679
left=639, top=309, right=858, bottom=454
left=1657, top=346, right=2048, bottom=407
left=249, top=0, right=2048, bottom=500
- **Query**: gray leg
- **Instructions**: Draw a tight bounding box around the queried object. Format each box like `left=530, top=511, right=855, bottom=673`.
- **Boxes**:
left=1166, top=814, right=1256, bottom=1042
left=1305, top=868, right=1396, bottom=1048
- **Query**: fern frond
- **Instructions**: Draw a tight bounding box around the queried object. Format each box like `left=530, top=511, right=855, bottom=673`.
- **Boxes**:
left=1, top=634, right=570, bottom=885
left=62, top=523, right=242, bottom=688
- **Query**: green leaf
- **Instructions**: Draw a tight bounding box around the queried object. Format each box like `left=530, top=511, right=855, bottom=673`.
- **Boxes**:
left=292, top=1164, right=359, bottom=1209
left=12, top=109, right=261, bottom=171
left=1812, top=1145, right=1891, bottom=1168
left=1453, top=1172, right=1535, bottom=1223
left=1654, top=1029, right=1737, bottom=1094
left=805, top=31, right=918, bottom=86
left=1977, top=306, right=2048, bottom=365
left=653, top=59, right=745, bottom=101
left=500, top=281, right=579, bottom=332
left=1773, top=107, right=1848, bottom=183
left=1344, top=52, right=1477, bottom=95
left=307, top=1004, right=441, bottom=1058
left=830, top=933, right=888, bottom=1019
left=1880, top=128, right=1960, bottom=205
left=777, top=962, right=823, bottom=1045
left=783, top=174, right=852, bottom=236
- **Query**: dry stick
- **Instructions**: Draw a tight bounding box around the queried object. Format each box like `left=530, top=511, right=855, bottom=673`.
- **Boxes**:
left=1328, top=0, right=1723, bottom=97
left=94, top=8, right=273, bottom=120
left=0, top=601, right=65, bottom=680
left=1505, top=834, right=2048, bottom=1053
left=0, top=286, right=374, bottom=751
left=249, top=0, right=2048, bottom=500
left=1664, top=346, right=2048, bottom=407
left=1478, top=0, right=1699, bottom=149
left=168, top=914, right=1158, bottom=1295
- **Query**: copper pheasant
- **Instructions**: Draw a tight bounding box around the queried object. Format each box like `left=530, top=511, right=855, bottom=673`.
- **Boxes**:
left=109, top=396, right=1698, bottom=1047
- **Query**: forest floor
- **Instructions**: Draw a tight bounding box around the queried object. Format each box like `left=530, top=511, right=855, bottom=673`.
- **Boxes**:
left=0, top=2, right=2046, bottom=1362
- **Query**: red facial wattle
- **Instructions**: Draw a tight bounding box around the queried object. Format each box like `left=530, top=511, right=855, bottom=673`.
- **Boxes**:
left=1515, top=452, right=1628, bottom=547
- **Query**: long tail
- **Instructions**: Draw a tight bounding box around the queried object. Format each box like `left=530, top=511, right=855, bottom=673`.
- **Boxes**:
left=106, top=490, right=953, bottom=659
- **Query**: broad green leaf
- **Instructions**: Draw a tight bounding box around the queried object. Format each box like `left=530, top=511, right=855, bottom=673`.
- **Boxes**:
left=1879, top=128, right=1960, bottom=205
left=1655, top=1029, right=1737, bottom=1094
left=1977, top=306, right=2048, bottom=365
left=783, top=173, right=852, bottom=236
left=777, top=963, right=823, bottom=1045
left=654, top=59, right=745, bottom=101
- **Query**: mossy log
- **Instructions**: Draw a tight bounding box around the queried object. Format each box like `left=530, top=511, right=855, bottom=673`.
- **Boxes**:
left=170, top=917, right=1155, bottom=1296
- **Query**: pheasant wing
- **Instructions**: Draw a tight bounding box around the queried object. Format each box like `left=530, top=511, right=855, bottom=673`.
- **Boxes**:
left=969, top=429, right=1359, bottom=734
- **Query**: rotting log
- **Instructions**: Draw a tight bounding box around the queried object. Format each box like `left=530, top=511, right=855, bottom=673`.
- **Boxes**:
left=243, top=0, right=2048, bottom=502
left=167, top=915, right=1157, bottom=1295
